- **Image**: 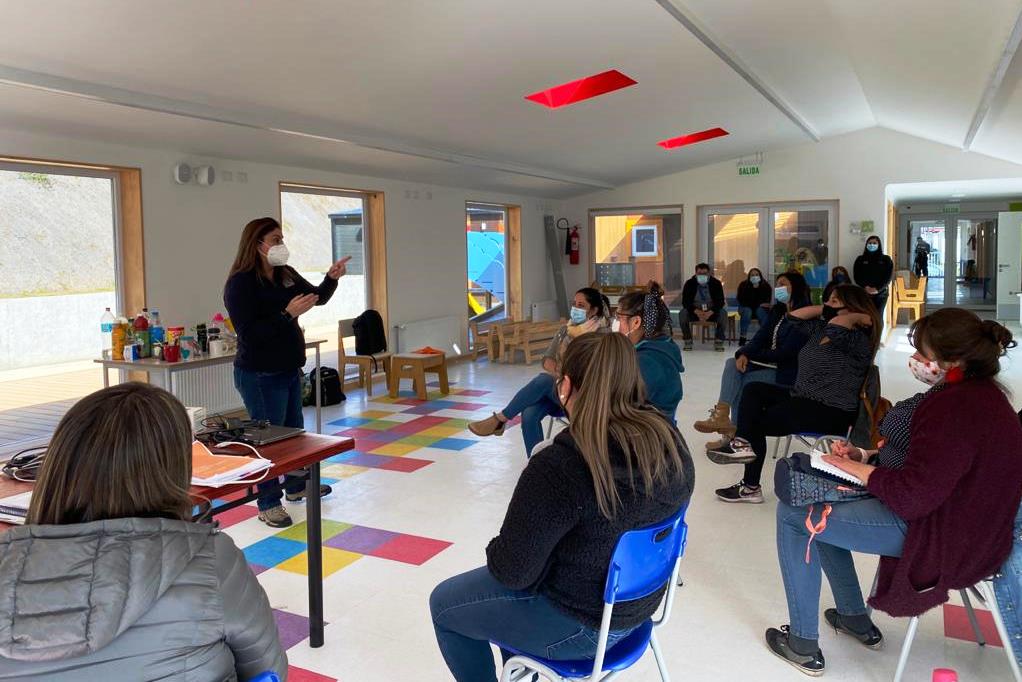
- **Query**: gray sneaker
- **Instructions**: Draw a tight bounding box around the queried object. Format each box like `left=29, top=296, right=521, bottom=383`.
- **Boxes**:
left=715, top=481, right=764, bottom=504
left=258, top=505, right=293, bottom=528
left=707, top=437, right=757, bottom=464
left=765, top=626, right=825, bottom=676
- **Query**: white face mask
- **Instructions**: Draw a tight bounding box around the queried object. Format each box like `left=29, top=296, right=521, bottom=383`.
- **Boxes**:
left=908, top=356, right=946, bottom=386
left=265, top=244, right=290, bottom=267
left=611, top=319, right=621, bottom=333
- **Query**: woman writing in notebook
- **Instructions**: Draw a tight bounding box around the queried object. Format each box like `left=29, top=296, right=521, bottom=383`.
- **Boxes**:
left=0, top=383, right=286, bottom=680
left=224, top=216, right=350, bottom=528
left=762, top=309, right=1022, bottom=676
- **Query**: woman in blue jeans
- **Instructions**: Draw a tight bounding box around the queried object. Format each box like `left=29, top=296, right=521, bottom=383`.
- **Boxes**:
left=224, top=217, right=350, bottom=528
left=432, top=333, right=693, bottom=682
left=765, top=309, right=1022, bottom=676
left=468, top=288, right=610, bottom=457
left=694, top=272, right=811, bottom=446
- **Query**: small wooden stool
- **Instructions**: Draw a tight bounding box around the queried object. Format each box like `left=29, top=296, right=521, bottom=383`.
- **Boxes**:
left=388, top=353, right=450, bottom=400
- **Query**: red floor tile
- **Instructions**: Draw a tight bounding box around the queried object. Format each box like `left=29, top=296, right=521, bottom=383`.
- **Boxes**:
left=288, top=666, right=337, bottom=682
left=943, top=603, right=1003, bottom=647
left=214, top=504, right=260, bottom=529
left=367, top=534, right=453, bottom=565
left=377, top=456, right=434, bottom=472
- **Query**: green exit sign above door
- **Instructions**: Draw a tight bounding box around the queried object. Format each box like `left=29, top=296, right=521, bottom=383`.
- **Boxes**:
left=738, top=165, right=760, bottom=176
left=941, top=204, right=961, bottom=214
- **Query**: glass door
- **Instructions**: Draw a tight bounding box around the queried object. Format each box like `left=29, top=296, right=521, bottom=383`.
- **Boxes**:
left=707, top=209, right=765, bottom=300
left=906, top=219, right=946, bottom=304
left=901, top=213, right=997, bottom=308
left=772, top=207, right=831, bottom=303
left=955, top=218, right=997, bottom=305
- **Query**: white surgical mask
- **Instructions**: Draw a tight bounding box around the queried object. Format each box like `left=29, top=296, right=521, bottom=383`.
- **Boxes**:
left=569, top=306, right=587, bottom=324
left=265, top=244, right=290, bottom=267
left=908, top=356, right=946, bottom=386
left=696, top=274, right=709, bottom=285
left=750, top=275, right=761, bottom=285
left=611, top=319, right=621, bottom=333
left=866, top=242, right=879, bottom=253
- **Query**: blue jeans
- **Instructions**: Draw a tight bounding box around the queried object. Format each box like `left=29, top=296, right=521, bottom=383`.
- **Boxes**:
left=680, top=309, right=726, bottom=341
left=233, top=366, right=306, bottom=511
left=738, top=306, right=769, bottom=337
left=717, top=357, right=779, bottom=424
left=777, top=498, right=907, bottom=641
left=430, top=566, right=635, bottom=682
left=502, top=373, right=562, bottom=457
left=993, top=503, right=1022, bottom=667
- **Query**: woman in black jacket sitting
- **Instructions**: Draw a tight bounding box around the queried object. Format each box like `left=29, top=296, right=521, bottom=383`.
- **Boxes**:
left=822, top=265, right=852, bottom=304
left=708, top=284, right=880, bottom=504
left=736, top=268, right=773, bottom=345
left=694, top=272, right=812, bottom=446
left=430, top=333, right=694, bottom=682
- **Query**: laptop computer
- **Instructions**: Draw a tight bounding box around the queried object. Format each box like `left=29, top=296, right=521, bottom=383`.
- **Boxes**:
left=237, top=424, right=305, bottom=446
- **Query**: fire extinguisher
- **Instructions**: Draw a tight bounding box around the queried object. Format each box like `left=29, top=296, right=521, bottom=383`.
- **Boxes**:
left=569, top=225, right=580, bottom=265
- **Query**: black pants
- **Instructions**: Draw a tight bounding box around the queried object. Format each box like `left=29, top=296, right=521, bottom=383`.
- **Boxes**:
left=680, top=309, right=726, bottom=341
left=735, top=383, right=857, bottom=487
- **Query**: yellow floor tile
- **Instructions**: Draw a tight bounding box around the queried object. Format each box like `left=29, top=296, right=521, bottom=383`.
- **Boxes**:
left=357, top=410, right=400, bottom=419
left=276, top=547, right=362, bottom=577
left=420, top=426, right=464, bottom=437
left=368, top=442, right=421, bottom=456
left=321, top=463, right=368, bottom=479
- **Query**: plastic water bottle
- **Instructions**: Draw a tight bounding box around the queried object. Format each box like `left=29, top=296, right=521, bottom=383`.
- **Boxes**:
left=100, top=308, right=115, bottom=359
left=150, top=309, right=165, bottom=345
left=933, top=670, right=957, bottom=682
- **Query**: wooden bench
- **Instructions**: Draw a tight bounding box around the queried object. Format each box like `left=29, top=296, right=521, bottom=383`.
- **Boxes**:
left=469, top=320, right=505, bottom=362
left=502, top=321, right=563, bottom=364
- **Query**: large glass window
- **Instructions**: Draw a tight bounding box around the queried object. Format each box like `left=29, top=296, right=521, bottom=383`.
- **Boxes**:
left=280, top=185, right=369, bottom=351
left=703, top=203, right=836, bottom=304
left=0, top=163, right=120, bottom=450
left=466, top=203, right=507, bottom=319
left=592, top=209, right=683, bottom=298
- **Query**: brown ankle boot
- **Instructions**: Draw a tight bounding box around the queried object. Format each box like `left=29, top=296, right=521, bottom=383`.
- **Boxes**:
left=469, top=413, right=506, bottom=437
left=694, top=402, right=734, bottom=434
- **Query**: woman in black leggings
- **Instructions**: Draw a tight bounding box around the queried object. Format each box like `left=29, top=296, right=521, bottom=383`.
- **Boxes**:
left=707, top=284, right=880, bottom=504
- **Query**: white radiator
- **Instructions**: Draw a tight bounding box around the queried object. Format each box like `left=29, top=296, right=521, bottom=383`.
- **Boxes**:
left=531, top=300, right=560, bottom=321
left=394, top=316, right=464, bottom=356
left=168, top=363, right=245, bottom=417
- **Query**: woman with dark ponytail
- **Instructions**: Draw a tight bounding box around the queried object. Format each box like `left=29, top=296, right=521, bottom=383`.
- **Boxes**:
left=615, top=281, right=684, bottom=424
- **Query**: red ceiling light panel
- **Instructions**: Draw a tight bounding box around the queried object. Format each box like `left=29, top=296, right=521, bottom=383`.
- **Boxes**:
left=657, top=127, right=729, bottom=150
left=525, top=69, right=637, bottom=109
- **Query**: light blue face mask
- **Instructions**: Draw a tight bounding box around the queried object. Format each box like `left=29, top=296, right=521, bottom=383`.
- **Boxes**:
left=866, top=242, right=879, bottom=252
left=774, top=286, right=790, bottom=304
left=696, top=274, right=709, bottom=285
left=750, top=275, right=762, bottom=285
left=569, top=306, right=587, bottom=324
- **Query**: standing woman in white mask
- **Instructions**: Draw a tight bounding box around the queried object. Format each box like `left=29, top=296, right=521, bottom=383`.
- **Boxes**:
left=469, top=288, right=611, bottom=457
left=224, top=217, right=350, bottom=527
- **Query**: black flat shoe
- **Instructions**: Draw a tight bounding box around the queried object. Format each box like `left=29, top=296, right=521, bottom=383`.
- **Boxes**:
left=765, top=626, right=825, bottom=677
left=824, top=608, right=884, bottom=650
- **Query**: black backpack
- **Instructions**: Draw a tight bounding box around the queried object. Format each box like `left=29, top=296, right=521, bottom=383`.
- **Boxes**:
left=352, top=309, right=387, bottom=359
left=304, top=367, right=345, bottom=406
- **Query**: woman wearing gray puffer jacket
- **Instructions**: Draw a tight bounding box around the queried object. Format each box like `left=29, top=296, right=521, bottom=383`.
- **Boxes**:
left=0, top=383, right=286, bottom=681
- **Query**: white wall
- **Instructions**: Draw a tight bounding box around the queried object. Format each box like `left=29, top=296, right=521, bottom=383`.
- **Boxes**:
left=561, top=127, right=1022, bottom=292
left=0, top=129, right=558, bottom=346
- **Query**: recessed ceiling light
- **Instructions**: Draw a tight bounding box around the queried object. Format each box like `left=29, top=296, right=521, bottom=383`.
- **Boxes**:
left=657, top=127, right=729, bottom=149
left=525, top=69, right=637, bottom=109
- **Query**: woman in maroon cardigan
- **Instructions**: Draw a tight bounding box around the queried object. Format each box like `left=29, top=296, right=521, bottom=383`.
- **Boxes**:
left=765, top=308, right=1022, bottom=676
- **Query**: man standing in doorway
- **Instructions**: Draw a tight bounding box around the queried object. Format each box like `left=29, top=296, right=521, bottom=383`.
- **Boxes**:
left=913, top=236, right=931, bottom=278
left=679, top=263, right=727, bottom=352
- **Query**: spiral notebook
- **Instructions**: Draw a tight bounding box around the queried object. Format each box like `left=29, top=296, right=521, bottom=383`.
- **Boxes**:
left=0, top=491, right=32, bottom=525
left=809, top=449, right=864, bottom=486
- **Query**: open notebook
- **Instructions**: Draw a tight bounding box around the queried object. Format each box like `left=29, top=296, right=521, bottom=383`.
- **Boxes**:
left=192, top=441, right=271, bottom=487
left=809, top=448, right=864, bottom=486
left=0, top=491, right=32, bottom=525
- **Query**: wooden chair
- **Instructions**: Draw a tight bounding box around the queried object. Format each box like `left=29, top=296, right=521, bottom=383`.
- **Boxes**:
left=338, top=318, right=392, bottom=397
left=892, top=272, right=926, bottom=326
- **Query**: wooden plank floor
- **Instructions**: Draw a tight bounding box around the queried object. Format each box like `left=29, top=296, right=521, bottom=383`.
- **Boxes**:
left=0, top=368, right=103, bottom=449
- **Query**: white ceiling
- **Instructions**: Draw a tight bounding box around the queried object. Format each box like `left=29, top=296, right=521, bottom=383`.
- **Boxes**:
left=888, top=177, right=1022, bottom=204
left=1, top=0, right=1021, bottom=197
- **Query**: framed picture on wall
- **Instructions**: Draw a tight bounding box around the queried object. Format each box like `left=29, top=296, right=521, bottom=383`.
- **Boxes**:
left=631, top=224, right=658, bottom=257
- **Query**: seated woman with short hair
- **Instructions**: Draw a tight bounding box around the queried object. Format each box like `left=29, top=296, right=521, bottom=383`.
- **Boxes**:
left=431, top=333, right=694, bottom=682
left=469, top=287, right=611, bottom=457
left=0, top=383, right=286, bottom=680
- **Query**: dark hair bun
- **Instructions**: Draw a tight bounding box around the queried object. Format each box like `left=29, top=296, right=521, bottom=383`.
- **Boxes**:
left=981, top=319, right=1016, bottom=353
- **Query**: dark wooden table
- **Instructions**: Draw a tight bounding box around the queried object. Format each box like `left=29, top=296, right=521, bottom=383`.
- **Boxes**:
left=0, top=433, right=354, bottom=648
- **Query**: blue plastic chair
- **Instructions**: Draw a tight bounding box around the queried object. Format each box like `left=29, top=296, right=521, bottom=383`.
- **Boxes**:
left=247, top=672, right=280, bottom=682
left=496, top=505, right=688, bottom=682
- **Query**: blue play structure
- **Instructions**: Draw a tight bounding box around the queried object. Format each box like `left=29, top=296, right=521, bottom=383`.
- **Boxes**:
left=467, top=230, right=506, bottom=306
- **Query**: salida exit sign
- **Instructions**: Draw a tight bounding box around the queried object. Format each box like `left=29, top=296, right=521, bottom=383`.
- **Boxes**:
left=739, top=164, right=760, bottom=176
